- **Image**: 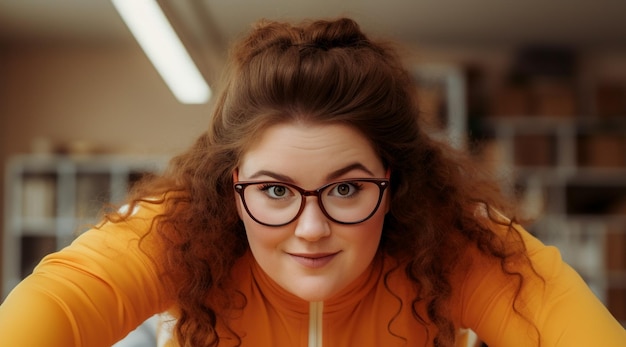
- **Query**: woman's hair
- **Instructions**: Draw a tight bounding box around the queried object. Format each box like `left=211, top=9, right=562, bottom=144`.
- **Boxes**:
left=120, top=17, right=533, bottom=347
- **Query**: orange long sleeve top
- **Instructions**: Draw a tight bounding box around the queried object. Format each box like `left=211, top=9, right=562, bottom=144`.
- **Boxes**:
left=1, top=204, right=625, bottom=346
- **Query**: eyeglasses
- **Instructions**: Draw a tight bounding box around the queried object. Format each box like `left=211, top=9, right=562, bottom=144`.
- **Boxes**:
left=233, top=178, right=389, bottom=227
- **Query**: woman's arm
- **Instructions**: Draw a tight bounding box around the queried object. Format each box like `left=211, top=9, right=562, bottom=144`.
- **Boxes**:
left=0, top=204, right=172, bottom=346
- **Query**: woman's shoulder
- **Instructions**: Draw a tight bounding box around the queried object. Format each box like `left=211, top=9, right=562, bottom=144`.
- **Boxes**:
left=447, top=221, right=626, bottom=346
left=449, top=221, right=563, bottom=297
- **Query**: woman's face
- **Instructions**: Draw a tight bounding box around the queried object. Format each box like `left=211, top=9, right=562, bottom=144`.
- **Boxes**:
left=235, top=122, right=389, bottom=302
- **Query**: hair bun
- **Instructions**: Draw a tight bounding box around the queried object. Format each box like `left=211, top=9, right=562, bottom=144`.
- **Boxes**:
left=306, top=17, right=368, bottom=50
left=233, top=17, right=371, bottom=65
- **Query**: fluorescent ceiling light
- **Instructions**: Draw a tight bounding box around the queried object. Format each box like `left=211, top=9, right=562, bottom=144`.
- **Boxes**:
left=112, top=0, right=211, bottom=104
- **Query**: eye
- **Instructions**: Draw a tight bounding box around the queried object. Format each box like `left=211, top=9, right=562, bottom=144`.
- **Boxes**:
left=329, top=182, right=363, bottom=198
left=258, top=184, right=293, bottom=199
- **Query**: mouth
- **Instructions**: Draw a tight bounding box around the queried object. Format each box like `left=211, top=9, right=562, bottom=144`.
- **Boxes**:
left=286, top=252, right=340, bottom=269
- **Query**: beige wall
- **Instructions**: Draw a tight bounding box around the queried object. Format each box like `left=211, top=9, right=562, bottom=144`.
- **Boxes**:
left=0, top=43, right=214, bottom=156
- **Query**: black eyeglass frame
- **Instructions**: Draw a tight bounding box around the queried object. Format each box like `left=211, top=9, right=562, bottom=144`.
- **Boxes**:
left=233, top=178, right=390, bottom=227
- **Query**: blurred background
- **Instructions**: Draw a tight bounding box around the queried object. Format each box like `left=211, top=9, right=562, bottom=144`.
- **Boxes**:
left=1, top=0, right=625, bottom=336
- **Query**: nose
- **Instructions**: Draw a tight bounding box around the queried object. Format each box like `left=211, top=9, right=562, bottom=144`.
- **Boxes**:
left=293, top=197, right=331, bottom=241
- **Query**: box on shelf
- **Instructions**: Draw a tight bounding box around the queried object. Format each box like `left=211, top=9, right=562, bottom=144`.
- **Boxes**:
left=606, top=200, right=626, bottom=271
left=595, top=82, right=626, bottom=117
left=607, top=288, right=626, bottom=322
left=578, top=135, right=626, bottom=168
left=605, top=229, right=626, bottom=271
left=490, top=86, right=532, bottom=117
left=514, top=134, right=555, bottom=167
left=532, top=82, right=577, bottom=117
left=490, top=82, right=577, bottom=118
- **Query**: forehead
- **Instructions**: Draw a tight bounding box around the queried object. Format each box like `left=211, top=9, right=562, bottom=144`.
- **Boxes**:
left=238, top=122, right=384, bottom=181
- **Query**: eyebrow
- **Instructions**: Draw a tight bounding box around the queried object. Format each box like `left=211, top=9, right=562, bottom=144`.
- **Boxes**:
left=326, top=163, right=375, bottom=180
left=247, top=162, right=376, bottom=182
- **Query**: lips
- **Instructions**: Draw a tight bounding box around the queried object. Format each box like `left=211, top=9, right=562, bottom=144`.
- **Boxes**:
left=287, top=252, right=340, bottom=269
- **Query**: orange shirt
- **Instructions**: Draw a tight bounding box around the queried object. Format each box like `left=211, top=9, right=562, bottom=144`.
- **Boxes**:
left=1, top=204, right=625, bottom=346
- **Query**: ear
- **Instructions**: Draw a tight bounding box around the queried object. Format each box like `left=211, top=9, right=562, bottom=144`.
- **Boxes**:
left=233, top=169, right=243, bottom=218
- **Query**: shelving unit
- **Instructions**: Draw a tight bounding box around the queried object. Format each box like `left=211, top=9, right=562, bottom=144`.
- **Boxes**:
left=413, top=64, right=468, bottom=150
left=479, top=116, right=626, bottom=325
left=2, top=154, right=167, bottom=299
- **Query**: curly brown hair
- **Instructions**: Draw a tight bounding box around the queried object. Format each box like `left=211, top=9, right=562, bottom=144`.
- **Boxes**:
left=119, top=17, right=537, bottom=347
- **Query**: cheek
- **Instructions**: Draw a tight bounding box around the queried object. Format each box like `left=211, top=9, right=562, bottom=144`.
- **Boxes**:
left=366, top=216, right=385, bottom=247
left=241, top=212, right=288, bottom=251
left=348, top=211, right=385, bottom=254
left=334, top=192, right=388, bottom=252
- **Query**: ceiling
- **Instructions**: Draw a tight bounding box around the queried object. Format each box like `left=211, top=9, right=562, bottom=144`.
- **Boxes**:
left=1, top=0, right=625, bottom=50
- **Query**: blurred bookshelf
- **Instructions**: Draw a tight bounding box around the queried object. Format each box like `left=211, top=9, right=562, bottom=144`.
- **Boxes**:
left=415, top=51, right=626, bottom=325
left=2, top=154, right=167, bottom=299
left=470, top=46, right=626, bottom=326
left=477, top=117, right=626, bottom=323
left=413, top=64, right=467, bottom=150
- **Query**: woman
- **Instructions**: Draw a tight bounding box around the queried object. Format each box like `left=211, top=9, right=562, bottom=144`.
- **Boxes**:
left=0, top=17, right=624, bottom=347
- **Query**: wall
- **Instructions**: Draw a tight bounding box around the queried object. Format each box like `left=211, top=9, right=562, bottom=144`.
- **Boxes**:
left=0, top=42, right=214, bottom=156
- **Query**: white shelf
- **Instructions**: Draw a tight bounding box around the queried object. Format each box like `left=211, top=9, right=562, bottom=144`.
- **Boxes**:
left=18, top=219, right=58, bottom=235
left=2, top=154, right=168, bottom=299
